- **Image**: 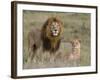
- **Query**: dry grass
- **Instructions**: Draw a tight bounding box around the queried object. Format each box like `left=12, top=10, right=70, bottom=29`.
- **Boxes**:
left=23, top=11, right=91, bottom=69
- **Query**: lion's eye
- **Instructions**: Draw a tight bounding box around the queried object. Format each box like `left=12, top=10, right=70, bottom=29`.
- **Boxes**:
left=51, top=26, right=54, bottom=30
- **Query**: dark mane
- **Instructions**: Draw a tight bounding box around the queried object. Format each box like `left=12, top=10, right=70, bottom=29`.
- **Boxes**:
left=41, top=17, right=63, bottom=53
left=42, top=35, right=61, bottom=53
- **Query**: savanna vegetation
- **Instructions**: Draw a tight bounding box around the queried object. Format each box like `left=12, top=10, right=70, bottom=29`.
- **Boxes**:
left=23, top=10, right=91, bottom=69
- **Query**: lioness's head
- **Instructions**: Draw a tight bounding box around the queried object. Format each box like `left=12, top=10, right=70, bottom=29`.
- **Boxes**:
left=71, top=39, right=81, bottom=49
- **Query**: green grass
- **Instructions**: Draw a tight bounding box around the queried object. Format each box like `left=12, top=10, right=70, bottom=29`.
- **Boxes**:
left=23, top=10, right=91, bottom=69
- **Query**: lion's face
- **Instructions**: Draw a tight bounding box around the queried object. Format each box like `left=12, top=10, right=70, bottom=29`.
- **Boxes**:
left=45, top=17, right=63, bottom=38
left=50, top=22, right=60, bottom=37
left=71, top=39, right=80, bottom=49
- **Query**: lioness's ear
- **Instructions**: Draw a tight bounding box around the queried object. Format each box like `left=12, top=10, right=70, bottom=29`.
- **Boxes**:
left=76, top=38, right=81, bottom=43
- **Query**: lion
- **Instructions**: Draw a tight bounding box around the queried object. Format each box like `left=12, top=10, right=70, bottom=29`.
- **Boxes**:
left=68, top=38, right=81, bottom=61
left=41, top=17, right=63, bottom=53
left=27, top=17, right=63, bottom=61
left=27, top=28, right=42, bottom=60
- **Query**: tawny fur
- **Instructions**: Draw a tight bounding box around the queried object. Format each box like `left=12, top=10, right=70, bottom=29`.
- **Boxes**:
left=28, top=28, right=42, bottom=60
left=41, top=17, right=63, bottom=53
left=68, top=39, right=81, bottom=60
left=27, top=17, right=63, bottom=61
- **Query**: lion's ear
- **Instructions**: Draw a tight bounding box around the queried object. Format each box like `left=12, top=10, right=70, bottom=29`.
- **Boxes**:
left=75, top=38, right=81, bottom=43
left=55, top=16, right=63, bottom=22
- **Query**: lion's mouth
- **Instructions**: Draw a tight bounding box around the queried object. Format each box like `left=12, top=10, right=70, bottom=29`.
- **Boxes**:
left=51, top=30, right=59, bottom=36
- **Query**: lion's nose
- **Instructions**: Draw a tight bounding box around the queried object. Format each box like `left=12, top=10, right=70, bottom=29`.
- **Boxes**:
left=54, top=29, right=57, bottom=31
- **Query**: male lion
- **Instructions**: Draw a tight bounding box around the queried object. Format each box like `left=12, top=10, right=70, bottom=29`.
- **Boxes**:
left=28, top=28, right=42, bottom=60
left=41, top=17, right=63, bottom=53
left=27, top=17, right=63, bottom=61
